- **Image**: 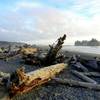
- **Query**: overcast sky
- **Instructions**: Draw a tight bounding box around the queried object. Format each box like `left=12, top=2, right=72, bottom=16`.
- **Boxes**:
left=0, top=0, right=100, bottom=45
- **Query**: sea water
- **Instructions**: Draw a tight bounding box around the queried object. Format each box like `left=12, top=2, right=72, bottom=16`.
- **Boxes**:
left=63, top=46, right=100, bottom=55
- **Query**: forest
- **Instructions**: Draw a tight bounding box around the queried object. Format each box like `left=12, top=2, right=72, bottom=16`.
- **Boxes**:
left=75, top=38, right=100, bottom=46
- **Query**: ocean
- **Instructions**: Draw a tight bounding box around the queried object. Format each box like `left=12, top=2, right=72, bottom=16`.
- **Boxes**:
left=63, top=46, right=100, bottom=55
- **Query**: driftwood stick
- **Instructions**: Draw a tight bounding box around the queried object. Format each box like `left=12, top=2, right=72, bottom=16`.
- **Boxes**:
left=53, top=78, right=100, bottom=90
left=71, top=70, right=97, bottom=84
left=5, top=54, right=21, bottom=61
left=0, top=78, right=4, bottom=85
left=75, top=62, right=88, bottom=72
left=80, top=72, right=100, bottom=77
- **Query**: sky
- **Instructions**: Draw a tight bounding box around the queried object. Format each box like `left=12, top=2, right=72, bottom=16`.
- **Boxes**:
left=0, top=0, right=100, bottom=45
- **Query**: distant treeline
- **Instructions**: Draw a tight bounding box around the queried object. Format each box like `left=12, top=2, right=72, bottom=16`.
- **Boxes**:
left=75, top=38, right=100, bottom=46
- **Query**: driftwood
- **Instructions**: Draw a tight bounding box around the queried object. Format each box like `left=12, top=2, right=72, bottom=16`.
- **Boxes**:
left=8, top=63, right=67, bottom=97
left=80, top=72, right=100, bottom=77
left=71, top=70, right=97, bottom=84
left=0, top=51, right=20, bottom=61
left=43, top=34, right=66, bottom=65
left=5, top=54, right=21, bottom=61
left=0, top=78, right=3, bottom=85
left=53, top=78, right=100, bottom=90
left=22, top=34, right=66, bottom=65
left=0, top=71, right=10, bottom=78
left=20, top=47, right=38, bottom=55
left=74, top=62, right=88, bottom=72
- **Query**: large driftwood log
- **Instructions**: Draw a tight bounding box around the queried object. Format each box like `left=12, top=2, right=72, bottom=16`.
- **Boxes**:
left=81, top=72, right=100, bottom=77
left=9, top=63, right=67, bottom=97
left=71, top=70, right=97, bottom=84
left=53, top=78, right=100, bottom=90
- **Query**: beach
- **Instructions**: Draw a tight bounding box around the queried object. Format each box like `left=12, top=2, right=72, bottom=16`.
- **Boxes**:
left=0, top=48, right=100, bottom=100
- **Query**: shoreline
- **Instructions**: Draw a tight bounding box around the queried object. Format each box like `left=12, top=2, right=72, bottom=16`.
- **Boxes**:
left=63, top=50, right=100, bottom=59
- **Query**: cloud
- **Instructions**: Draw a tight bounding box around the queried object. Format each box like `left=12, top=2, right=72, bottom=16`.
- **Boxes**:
left=0, top=27, right=8, bottom=33
left=33, top=8, right=100, bottom=41
left=70, top=0, right=100, bottom=16
left=13, top=1, right=43, bottom=12
left=0, top=0, right=100, bottom=45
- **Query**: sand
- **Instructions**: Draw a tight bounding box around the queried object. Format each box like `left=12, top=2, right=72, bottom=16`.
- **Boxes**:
left=0, top=50, right=100, bottom=100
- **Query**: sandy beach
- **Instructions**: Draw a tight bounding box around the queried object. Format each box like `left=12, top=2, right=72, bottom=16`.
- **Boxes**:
left=0, top=49, right=100, bottom=100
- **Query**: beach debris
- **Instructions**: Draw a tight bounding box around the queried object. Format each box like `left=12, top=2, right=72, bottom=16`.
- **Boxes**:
left=21, top=47, right=39, bottom=64
left=71, top=70, right=97, bottom=84
left=0, top=71, right=10, bottom=78
left=43, top=34, right=66, bottom=65
left=68, top=55, right=88, bottom=72
left=52, top=78, right=100, bottom=90
left=22, top=34, right=66, bottom=65
left=8, top=63, right=67, bottom=97
left=79, top=57, right=100, bottom=71
left=20, top=47, right=38, bottom=55
left=0, top=48, right=21, bottom=61
left=80, top=72, right=100, bottom=77
left=0, top=71, right=10, bottom=86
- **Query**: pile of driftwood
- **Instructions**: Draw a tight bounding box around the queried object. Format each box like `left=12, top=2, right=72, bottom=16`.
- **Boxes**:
left=0, top=34, right=100, bottom=99
left=0, top=45, right=21, bottom=61
left=21, top=34, right=66, bottom=66
left=52, top=55, right=100, bottom=90
left=0, top=56, right=100, bottom=99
